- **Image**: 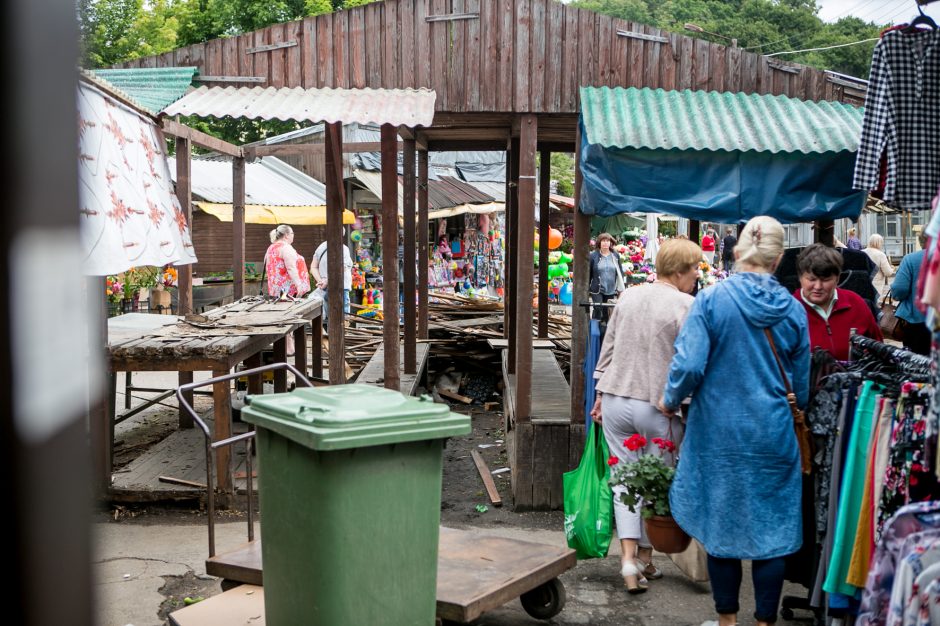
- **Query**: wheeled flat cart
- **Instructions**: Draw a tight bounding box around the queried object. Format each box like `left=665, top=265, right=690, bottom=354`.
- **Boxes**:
left=170, top=527, right=576, bottom=625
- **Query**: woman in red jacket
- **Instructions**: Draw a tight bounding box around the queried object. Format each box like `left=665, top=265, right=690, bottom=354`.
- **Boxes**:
left=700, top=229, right=717, bottom=265
left=792, top=244, right=882, bottom=361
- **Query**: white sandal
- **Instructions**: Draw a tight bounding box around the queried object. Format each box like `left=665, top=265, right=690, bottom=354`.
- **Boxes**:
left=621, top=560, right=649, bottom=594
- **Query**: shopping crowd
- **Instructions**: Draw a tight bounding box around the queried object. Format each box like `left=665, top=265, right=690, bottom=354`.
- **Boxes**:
left=589, top=216, right=927, bottom=626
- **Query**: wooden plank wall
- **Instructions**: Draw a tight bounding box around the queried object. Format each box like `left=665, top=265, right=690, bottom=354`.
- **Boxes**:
left=511, top=422, right=585, bottom=510
left=190, top=211, right=326, bottom=275
left=121, top=0, right=863, bottom=112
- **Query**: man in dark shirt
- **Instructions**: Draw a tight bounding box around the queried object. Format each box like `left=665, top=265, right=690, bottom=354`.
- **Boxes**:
left=720, top=227, right=737, bottom=273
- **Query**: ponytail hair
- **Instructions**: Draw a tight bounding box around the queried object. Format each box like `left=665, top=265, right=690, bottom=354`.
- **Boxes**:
left=733, top=216, right=784, bottom=270
left=270, top=224, right=292, bottom=243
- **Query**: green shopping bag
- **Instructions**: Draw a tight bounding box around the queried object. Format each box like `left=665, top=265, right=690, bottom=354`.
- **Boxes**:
left=563, top=423, right=613, bottom=559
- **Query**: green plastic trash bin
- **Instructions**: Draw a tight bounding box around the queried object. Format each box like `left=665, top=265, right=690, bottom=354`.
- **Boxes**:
left=241, top=383, right=471, bottom=626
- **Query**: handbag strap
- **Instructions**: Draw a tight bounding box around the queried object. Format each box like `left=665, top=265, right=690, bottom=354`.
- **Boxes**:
left=763, top=328, right=795, bottom=396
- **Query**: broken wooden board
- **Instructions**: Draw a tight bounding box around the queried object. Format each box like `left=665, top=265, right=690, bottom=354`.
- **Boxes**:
left=470, top=450, right=502, bottom=508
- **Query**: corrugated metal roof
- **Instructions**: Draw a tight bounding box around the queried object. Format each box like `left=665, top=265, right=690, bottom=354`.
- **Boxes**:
left=580, top=86, right=863, bottom=154
left=162, top=86, right=436, bottom=127
left=353, top=170, right=497, bottom=212
left=168, top=155, right=326, bottom=206
left=90, top=67, right=197, bottom=115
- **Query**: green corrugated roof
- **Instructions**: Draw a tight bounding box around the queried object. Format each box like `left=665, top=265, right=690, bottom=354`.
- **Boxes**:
left=580, top=86, right=863, bottom=154
left=90, top=67, right=197, bottom=114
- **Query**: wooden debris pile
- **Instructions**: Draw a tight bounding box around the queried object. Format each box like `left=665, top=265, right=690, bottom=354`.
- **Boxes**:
left=340, top=293, right=573, bottom=399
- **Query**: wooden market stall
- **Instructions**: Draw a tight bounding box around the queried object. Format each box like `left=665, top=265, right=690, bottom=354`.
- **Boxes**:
left=122, top=0, right=868, bottom=510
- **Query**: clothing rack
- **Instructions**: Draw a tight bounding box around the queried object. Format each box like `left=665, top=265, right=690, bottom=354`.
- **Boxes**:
left=849, top=334, right=932, bottom=376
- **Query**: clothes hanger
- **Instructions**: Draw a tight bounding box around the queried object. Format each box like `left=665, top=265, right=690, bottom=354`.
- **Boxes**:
left=903, top=4, right=938, bottom=32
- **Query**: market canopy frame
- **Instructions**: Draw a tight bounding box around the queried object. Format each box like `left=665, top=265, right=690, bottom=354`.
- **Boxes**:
left=121, top=0, right=872, bottom=510
left=160, top=84, right=439, bottom=390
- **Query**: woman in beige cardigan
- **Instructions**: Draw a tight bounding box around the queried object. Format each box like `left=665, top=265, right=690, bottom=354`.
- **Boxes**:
left=863, top=233, right=894, bottom=300
left=590, top=238, right=702, bottom=594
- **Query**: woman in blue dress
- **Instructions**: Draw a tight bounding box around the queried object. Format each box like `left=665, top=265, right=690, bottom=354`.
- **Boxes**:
left=660, top=216, right=810, bottom=626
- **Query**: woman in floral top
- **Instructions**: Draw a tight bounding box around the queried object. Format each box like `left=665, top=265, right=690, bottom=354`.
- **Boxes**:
left=264, top=224, right=310, bottom=356
left=264, top=224, right=310, bottom=298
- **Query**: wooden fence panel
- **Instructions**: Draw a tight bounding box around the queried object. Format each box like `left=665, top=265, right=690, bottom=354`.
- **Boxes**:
left=546, top=1, right=563, bottom=112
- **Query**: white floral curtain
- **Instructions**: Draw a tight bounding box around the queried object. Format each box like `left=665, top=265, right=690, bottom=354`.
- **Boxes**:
left=78, top=80, right=197, bottom=276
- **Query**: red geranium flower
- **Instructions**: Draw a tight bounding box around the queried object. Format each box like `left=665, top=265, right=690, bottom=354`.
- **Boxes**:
left=607, top=455, right=619, bottom=466
left=624, top=434, right=647, bottom=451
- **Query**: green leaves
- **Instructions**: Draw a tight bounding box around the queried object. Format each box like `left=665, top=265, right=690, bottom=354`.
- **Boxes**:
left=609, top=454, right=675, bottom=520
left=569, top=0, right=881, bottom=79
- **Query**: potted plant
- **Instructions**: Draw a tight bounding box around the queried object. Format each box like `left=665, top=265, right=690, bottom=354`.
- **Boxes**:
left=105, top=275, right=124, bottom=316
left=122, top=266, right=160, bottom=311
left=151, top=266, right=177, bottom=312
left=609, top=435, right=691, bottom=554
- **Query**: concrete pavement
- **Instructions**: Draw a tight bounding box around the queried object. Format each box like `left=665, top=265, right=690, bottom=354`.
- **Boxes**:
left=93, top=517, right=811, bottom=626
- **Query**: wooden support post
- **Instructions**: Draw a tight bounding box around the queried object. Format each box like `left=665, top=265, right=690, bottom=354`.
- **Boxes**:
left=178, top=371, right=194, bottom=429
left=232, top=157, right=246, bottom=300
left=815, top=219, right=835, bottom=246
left=689, top=220, right=701, bottom=246
left=507, top=137, right=520, bottom=375
left=570, top=124, right=590, bottom=425
left=417, top=150, right=430, bottom=340
left=273, top=337, right=287, bottom=393
left=212, top=370, right=233, bottom=502
left=381, top=124, right=401, bottom=391
left=293, top=325, right=308, bottom=378
left=311, top=312, right=323, bottom=378
left=324, top=122, right=346, bottom=384
left=90, top=277, right=110, bottom=496
left=402, top=136, right=417, bottom=374
left=503, top=142, right=513, bottom=343
left=245, top=353, right=263, bottom=396
left=176, top=136, right=193, bottom=316
left=538, top=150, right=550, bottom=338
left=516, top=115, right=537, bottom=422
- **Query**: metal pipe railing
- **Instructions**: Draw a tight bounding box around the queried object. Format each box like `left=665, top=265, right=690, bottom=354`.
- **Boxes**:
left=176, top=362, right=313, bottom=557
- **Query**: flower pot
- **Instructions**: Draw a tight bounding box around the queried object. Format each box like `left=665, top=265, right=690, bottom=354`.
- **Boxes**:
left=150, top=287, right=172, bottom=312
left=644, top=515, right=692, bottom=554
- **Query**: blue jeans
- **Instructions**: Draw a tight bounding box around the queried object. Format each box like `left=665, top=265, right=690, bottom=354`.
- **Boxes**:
left=706, top=555, right=786, bottom=623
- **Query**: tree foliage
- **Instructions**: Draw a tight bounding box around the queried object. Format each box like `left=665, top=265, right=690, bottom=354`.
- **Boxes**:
left=78, top=0, right=364, bottom=68
left=570, top=0, right=882, bottom=78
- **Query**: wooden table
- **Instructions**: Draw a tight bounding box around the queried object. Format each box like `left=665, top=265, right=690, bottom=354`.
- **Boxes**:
left=108, top=297, right=322, bottom=498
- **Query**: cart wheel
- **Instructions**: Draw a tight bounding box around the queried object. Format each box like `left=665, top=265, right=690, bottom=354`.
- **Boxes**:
left=780, top=607, right=795, bottom=621
left=520, top=578, right=566, bottom=620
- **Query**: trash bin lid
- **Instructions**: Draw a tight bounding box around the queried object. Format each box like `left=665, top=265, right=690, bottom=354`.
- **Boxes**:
left=241, top=384, right=471, bottom=451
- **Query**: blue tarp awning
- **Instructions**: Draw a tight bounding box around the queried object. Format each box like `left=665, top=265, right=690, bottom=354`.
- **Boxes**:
left=578, top=87, right=867, bottom=224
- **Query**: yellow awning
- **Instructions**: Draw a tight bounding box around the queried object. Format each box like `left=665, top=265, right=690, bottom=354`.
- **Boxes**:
left=196, top=202, right=355, bottom=225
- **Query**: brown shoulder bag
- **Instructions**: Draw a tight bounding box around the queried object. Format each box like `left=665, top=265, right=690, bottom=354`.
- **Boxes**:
left=764, top=329, right=813, bottom=475
left=878, top=293, right=903, bottom=341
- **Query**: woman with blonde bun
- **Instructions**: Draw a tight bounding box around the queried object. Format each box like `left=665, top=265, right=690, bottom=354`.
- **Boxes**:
left=660, top=216, right=810, bottom=626
left=264, top=224, right=310, bottom=299
left=264, top=224, right=310, bottom=356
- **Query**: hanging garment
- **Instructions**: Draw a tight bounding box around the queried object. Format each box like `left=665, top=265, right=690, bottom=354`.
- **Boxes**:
left=858, top=501, right=940, bottom=626
left=846, top=395, right=890, bottom=588
left=886, top=535, right=940, bottom=626
left=824, top=381, right=880, bottom=597
left=879, top=387, right=940, bottom=537
left=853, top=29, right=940, bottom=210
